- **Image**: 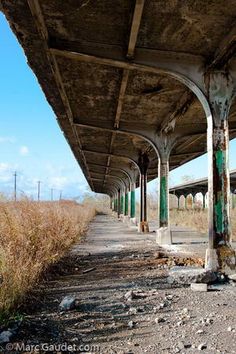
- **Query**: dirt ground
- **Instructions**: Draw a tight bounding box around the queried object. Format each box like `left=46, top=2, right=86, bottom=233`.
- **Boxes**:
left=5, top=214, right=236, bottom=353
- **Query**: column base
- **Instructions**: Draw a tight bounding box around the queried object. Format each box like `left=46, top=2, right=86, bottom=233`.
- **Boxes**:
left=156, top=227, right=172, bottom=245
left=205, top=245, right=236, bottom=275
left=138, top=221, right=149, bottom=233
left=119, top=213, right=124, bottom=220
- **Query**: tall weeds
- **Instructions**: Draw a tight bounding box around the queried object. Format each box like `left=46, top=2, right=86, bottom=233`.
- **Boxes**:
left=0, top=200, right=95, bottom=315
left=149, top=206, right=236, bottom=240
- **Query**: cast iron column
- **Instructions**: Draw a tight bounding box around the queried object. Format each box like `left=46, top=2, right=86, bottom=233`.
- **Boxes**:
left=205, top=71, right=235, bottom=273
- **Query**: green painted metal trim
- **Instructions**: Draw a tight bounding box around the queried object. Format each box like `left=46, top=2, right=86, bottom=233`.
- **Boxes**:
left=130, top=190, right=135, bottom=218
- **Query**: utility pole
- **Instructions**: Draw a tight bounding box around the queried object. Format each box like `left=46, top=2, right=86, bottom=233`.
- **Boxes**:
left=13, top=171, right=17, bottom=201
left=59, top=190, right=62, bottom=201
left=51, top=188, right=54, bottom=201
left=37, top=181, right=41, bottom=201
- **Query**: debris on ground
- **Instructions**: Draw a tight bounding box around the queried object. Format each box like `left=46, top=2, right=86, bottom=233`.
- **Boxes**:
left=59, top=295, right=77, bottom=311
left=6, top=215, right=236, bottom=353
left=190, top=283, right=208, bottom=292
left=82, top=267, right=96, bottom=274
left=168, top=266, right=217, bottom=285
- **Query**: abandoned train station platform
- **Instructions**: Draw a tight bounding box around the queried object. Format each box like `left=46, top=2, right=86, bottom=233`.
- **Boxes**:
left=12, top=213, right=236, bottom=353
left=1, top=0, right=236, bottom=275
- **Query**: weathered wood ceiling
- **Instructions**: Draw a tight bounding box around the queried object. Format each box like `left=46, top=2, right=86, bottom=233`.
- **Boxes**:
left=1, top=0, right=236, bottom=194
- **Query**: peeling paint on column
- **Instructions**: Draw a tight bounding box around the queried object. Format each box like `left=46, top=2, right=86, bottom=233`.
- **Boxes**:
left=214, top=149, right=227, bottom=235
left=215, top=149, right=225, bottom=176
left=205, top=70, right=235, bottom=273
left=160, top=175, right=168, bottom=226
left=130, top=190, right=135, bottom=218
left=214, top=197, right=224, bottom=233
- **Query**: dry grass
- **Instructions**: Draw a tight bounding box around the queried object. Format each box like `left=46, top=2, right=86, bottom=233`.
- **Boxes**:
left=170, top=209, right=208, bottom=234
left=170, top=209, right=236, bottom=240
left=0, top=200, right=96, bottom=315
left=149, top=206, right=236, bottom=240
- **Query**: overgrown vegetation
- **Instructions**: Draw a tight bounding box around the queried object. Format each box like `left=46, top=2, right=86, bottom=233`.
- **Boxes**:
left=170, top=209, right=236, bottom=240
left=0, top=199, right=96, bottom=316
left=148, top=203, right=236, bottom=240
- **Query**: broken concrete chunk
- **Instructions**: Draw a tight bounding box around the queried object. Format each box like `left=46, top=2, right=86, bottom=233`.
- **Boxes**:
left=168, top=266, right=217, bottom=285
left=59, top=295, right=77, bottom=311
left=191, top=283, right=208, bottom=292
left=125, top=290, right=134, bottom=301
left=128, top=320, right=135, bottom=328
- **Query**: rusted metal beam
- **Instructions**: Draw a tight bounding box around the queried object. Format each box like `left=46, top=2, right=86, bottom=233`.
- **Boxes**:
left=127, top=0, right=145, bottom=59
left=27, top=0, right=94, bottom=190
left=49, top=40, right=204, bottom=67
left=89, top=163, right=132, bottom=182
left=114, top=70, right=130, bottom=129
left=104, top=1, right=145, bottom=187
left=160, top=91, right=195, bottom=133
left=209, top=23, right=236, bottom=69
left=50, top=47, right=203, bottom=79
left=82, top=148, right=139, bottom=170
left=175, top=134, right=204, bottom=152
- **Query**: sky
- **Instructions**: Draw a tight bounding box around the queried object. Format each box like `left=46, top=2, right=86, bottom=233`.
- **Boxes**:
left=0, top=13, right=236, bottom=200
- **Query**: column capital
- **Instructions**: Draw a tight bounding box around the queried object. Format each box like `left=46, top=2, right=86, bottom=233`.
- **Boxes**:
left=138, top=152, right=149, bottom=174
left=155, top=132, right=179, bottom=162
left=205, top=71, right=235, bottom=126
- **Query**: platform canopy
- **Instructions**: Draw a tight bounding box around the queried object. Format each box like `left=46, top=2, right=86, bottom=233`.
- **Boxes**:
left=1, top=0, right=236, bottom=195
left=170, top=170, right=236, bottom=197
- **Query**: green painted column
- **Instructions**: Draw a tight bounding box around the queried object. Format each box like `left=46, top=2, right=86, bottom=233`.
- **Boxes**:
left=130, top=182, right=136, bottom=218
left=159, top=161, right=169, bottom=228
left=205, top=71, right=235, bottom=273
left=117, top=189, right=121, bottom=218
left=125, top=191, right=129, bottom=216
left=120, top=193, right=124, bottom=214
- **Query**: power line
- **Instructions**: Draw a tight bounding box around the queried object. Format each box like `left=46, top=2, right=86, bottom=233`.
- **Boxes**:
left=13, top=171, right=17, bottom=201
left=37, top=181, right=41, bottom=201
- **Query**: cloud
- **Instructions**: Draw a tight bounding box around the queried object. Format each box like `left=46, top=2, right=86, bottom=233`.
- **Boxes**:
left=19, top=146, right=29, bottom=156
left=0, top=136, right=15, bottom=143
left=49, top=176, right=68, bottom=189
left=0, top=163, right=13, bottom=183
